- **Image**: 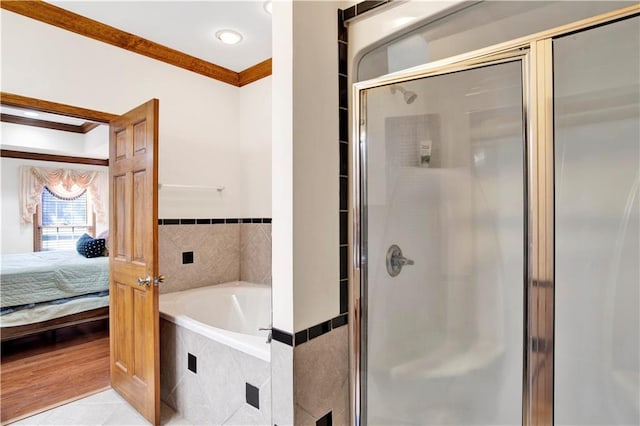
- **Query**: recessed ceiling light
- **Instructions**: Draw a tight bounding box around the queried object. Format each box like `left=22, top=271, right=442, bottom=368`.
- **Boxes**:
left=264, top=1, right=272, bottom=15
left=215, top=29, right=243, bottom=45
left=24, top=111, right=39, bottom=117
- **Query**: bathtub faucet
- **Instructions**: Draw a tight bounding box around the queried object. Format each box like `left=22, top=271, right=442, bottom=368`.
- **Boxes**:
left=259, top=326, right=272, bottom=344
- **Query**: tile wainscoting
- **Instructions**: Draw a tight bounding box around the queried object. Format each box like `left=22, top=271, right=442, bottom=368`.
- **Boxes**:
left=294, top=325, right=349, bottom=425
left=160, top=319, right=271, bottom=425
left=158, top=219, right=272, bottom=294
left=271, top=323, right=349, bottom=426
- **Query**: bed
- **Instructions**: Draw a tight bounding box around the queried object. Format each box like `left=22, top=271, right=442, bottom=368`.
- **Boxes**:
left=0, top=250, right=109, bottom=340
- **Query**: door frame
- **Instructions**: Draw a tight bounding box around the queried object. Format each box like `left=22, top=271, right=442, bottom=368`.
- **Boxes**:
left=0, top=95, right=115, bottom=415
left=349, top=4, right=640, bottom=426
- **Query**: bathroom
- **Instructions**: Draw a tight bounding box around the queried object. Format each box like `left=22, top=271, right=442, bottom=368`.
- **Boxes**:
left=1, top=1, right=638, bottom=425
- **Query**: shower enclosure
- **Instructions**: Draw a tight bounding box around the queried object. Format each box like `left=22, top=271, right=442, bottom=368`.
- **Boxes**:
left=351, top=5, right=639, bottom=425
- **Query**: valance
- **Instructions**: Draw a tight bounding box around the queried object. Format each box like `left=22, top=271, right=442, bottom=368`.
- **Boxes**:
left=20, top=166, right=108, bottom=225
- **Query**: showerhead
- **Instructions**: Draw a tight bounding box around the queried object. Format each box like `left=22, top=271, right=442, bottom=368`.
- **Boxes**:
left=390, top=84, right=418, bottom=105
left=403, top=91, right=417, bottom=104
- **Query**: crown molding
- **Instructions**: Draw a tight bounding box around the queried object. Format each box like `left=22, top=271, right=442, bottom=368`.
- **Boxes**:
left=1, top=1, right=272, bottom=87
left=238, top=58, right=273, bottom=87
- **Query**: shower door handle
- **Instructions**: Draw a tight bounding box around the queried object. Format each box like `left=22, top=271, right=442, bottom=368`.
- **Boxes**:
left=386, top=245, right=414, bottom=277
left=396, top=256, right=414, bottom=266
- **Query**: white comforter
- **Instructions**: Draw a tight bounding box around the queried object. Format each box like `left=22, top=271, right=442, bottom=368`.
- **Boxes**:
left=0, top=250, right=109, bottom=308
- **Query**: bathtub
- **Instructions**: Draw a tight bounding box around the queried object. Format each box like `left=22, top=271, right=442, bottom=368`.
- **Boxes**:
left=159, top=281, right=271, bottom=362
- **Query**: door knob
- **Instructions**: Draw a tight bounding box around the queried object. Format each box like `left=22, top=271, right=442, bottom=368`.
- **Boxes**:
left=137, top=276, right=151, bottom=287
left=154, top=275, right=166, bottom=286
left=386, top=244, right=415, bottom=277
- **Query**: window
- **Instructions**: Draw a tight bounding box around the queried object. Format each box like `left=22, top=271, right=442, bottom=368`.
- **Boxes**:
left=35, top=186, right=95, bottom=251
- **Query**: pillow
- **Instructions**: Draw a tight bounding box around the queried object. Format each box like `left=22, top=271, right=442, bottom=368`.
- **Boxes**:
left=76, top=233, right=107, bottom=258
left=97, top=229, right=110, bottom=256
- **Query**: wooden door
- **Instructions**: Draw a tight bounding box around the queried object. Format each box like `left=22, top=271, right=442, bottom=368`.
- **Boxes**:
left=109, top=99, right=160, bottom=425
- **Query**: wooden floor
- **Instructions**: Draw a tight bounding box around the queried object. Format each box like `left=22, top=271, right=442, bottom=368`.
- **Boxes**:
left=0, top=320, right=110, bottom=424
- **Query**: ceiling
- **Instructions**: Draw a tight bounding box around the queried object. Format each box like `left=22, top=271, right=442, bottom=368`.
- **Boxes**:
left=0, top=0, right=271, bottom=151
left=1, top=1, right=272, bottom=159
left=49, top=1, right=273, bottom=72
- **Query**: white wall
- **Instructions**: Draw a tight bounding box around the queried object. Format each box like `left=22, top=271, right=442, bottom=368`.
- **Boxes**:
left=0, top=157, right=108, bottom=254
left=272, top=0, right=295, bottom=333
left=1, top=121, right=109, bottom=158
left=83, top=125, right=110, bottom=158
left=239, top=77, right=272, bottom=218
left=1, top=121, right=90, bottom=155
left=272, top=1, right=341, bottom=333
left=1, top=9, right=271, bottom=220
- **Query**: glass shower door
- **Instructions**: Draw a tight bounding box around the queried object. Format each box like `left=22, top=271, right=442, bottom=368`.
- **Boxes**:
left=360, top=60, right=525, bottom=425
left=554, top=15, right=640, bottom=425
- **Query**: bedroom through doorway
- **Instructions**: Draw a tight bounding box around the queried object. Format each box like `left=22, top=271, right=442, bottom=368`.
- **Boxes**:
left=1, top=94, right=113, bottom=424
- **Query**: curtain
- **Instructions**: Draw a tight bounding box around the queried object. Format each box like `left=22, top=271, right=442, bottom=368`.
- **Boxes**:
left=20, top=166, right=108, bottom=225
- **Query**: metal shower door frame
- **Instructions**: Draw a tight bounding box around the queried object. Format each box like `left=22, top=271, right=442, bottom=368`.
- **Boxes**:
left=348, top=4, right=640, bottom=426
left=352, top=49, right=531, bottom=426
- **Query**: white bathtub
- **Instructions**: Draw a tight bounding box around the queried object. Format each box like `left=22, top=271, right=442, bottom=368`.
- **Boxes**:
left=159, top=281, right=271, bottom=362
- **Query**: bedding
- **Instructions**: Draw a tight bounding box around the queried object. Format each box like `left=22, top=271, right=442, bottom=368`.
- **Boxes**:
left=0, top=250, right=109, bottom=309
left=0, top=293, right=109, bottom=328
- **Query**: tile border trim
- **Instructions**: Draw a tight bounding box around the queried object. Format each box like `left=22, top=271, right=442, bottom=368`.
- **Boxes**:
left=158, top=218, right=272, bottom=225
left=272, top=313, right=348, bottom=347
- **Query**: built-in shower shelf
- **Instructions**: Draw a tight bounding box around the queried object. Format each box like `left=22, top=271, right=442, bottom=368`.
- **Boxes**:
left=400, top=166, right=445, bottom=172
left=398, top=166, right=465, bottom=177
left=389, top=340, right=504, bottom=380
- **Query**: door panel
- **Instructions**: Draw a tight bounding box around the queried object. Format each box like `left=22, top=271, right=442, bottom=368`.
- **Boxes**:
left=114, top=175, right=127, bottom=259
left=115, top=130, right=128, bottom=160
left=133, top=170, right=147, bottom=263
left=109, top=99, right=160, bottom=425
left=133, top=121, right=148, bottom=154
left=133, top=288, right=150, bottom=383
left=361, top=61, right=525, bottom=425
left=113, top=281, right=132, bottom=373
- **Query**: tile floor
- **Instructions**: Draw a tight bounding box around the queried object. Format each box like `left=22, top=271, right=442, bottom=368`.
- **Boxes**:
left=11, top=388, right=192, bottom=426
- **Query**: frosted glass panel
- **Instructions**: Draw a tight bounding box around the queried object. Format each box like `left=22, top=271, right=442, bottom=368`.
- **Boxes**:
left=554, top=16, right=640, bottom=425
left=363, top=61, right=524, bottom=425
left=358, top=1, right=634, bottom=81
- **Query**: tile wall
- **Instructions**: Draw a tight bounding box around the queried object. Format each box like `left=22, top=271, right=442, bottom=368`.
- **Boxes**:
left=294, top=326, right=349, bottom=425
left=158, top=219, right=271, bottom=294
left=240, top=223, right=272, bottom=285
left=160, top=319, right=271, bottom=425
left=271, top=341, right=294, bottom=426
